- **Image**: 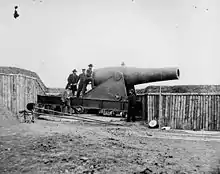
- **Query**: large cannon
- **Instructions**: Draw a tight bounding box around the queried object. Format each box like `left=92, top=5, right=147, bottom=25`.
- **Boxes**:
left=36, top=66, right=180, bottom=116
left=83, top=66, right=180, bottom=101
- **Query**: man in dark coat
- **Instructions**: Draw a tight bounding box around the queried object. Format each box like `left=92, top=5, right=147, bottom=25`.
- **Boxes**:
left=82, top=64, right=94, bottom=95
left=61, top=85, right=72, bottom=113
left=66, top=69, right=79, bottom=96
left=127, top=89, right=137, bottom=122
left=77, top=69, right=86, bottom=97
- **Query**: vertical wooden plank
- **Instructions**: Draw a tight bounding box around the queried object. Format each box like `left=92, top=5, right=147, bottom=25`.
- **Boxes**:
left=178, top=95, right=182, bottom=129
left=212, top=95, right=215, bottom=130
left=210, top=95, right=213, bottom=131
left=188, top=95, right=192, bottom=130
left=168, top=95, right=172, bottom=127
left=181, top=95, right=185, bottom=127
left=197, top=95, right=201, bottom=130
left=8, top=75, right=10, bottom=110
left=205, top=95, right=209, bottom=131
left=3, top=75, right=6, bottom=108
left=23, top=76, right=26, bottom=111
left=217, top=95, right=220, bottom=130
left=161, top=95, right=165, bottom=126
left=175, top=95, right=180, bottom=129
left=181, top=95, right=184, bottom=128
left=217, top=95, right=219, bottom=130
left=164, top=95, right=168, bottom=126
left=175, top=95, right=178, bottom=129
left=8, top=75, right=11, bottom=111
left=142, top=96, right=146, bottom=121
left=149, top=95, right=152, bottom=122
left=13, top=75, right=16, bottom=114
left=173, top=95, right=176, bottom=129
left=151, top=95, right=153, bottom=120
left=171, top=95, right=176, bottom=129
left=214, top=95, right=217, bottom=130
left=4, top=75, right=7, bottom=109
left=24, top=77, right=27, bottom=110
left=170, top=95, right=173, bottom=128
left=180, top=95, right=183, bottom=128
left=169, top=95, right=172, bottom=127
left=17, top=75, right=20, bottom=115
left=5, top=75, right=8, bottom=109
left=210, top=95, right=213, bottom=130
left=11, top=75, right=14, bottom=113
left=178, top=95, right=181, bottom=128
left=214, top=95, right=217, bottom=131
left=147, top=95, right=150, bottom=122
left=0, top=75, right=3, bottom=105
left=148, top=95, right=151, bottom=122
left=203, top=95, right=206, bottom=130
left=194, top=95, right=199, bottom=130
left=200, top=95, right=203, bottom=130
left=18, top=75, right=21, bottom=111
left=152, top=95, right=155, bottom=120
left=18, top=75, right=21, bottom=113
left=158, top=94, right=163, bottom=128
left=184, top=95, right=188, bottom=128
left=202, top=95, right=205, bottom=130
left=2, top=75, right=5, bottom=107
left=153, top=95, right=155, bottom=120
left=9, top=75, right=13, bottom=112
left=197, top=96, right=201, bottom=130
left=191, top=95, right=195, bottom=130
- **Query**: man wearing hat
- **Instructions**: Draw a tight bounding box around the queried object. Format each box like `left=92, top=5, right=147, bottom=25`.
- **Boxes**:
left=82, top=64, right=94, bottom=95
left=61, top=85, right=72, bottom=113
left=77, top=68, right=86, bottom=97
left=66, top=69, right=79, bottom=96
left=127, top=89, right=137, bottom=122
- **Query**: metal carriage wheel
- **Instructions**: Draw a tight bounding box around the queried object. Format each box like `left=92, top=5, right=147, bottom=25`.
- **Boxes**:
left=74, top=105, right=85, bottom=114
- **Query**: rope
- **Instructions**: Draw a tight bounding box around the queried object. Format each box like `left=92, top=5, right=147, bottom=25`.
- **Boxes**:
left=34, top=107, right=124, bottom=126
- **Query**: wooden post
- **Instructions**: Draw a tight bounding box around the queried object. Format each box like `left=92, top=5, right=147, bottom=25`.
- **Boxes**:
left=159, top=86, right=162, bottom=129
left=142, top=96, right=146, bottom=121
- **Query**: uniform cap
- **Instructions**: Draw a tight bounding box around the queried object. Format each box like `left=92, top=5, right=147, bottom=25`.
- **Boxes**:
left=72, top=69, right=77, bottom=72
left=88, top=64, right=93, bottom=67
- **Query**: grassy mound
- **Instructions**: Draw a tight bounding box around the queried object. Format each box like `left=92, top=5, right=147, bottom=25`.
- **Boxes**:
left=136, top=85, right=220, bottom=95
left=0, top=66, right=47, bottom=92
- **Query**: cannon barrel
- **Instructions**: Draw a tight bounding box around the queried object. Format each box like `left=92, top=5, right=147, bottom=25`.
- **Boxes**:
left=93, top=67, right=180, bottom=86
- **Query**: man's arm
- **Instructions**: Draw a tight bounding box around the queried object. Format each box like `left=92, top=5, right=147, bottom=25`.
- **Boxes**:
left=67, top=74, right=72, bottom=83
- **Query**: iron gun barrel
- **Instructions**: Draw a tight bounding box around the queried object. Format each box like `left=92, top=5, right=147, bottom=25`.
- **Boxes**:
left=93, top=67, right=180, bottom=86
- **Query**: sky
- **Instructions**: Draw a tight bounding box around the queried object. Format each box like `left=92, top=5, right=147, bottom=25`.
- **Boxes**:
left=0, top=0, right=219, bottom=89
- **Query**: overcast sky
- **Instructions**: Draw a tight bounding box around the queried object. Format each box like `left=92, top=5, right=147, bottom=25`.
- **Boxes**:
left=0, top=0, right=219, bottom=88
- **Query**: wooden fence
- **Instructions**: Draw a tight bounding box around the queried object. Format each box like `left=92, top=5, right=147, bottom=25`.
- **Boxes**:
left=137, top=93, right=220, bottom=131
left=0, top=73, right=46, bottom=115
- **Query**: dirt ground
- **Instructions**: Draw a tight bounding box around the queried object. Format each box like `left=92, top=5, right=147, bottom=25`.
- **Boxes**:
left=1, top=114, right=220, bottom=174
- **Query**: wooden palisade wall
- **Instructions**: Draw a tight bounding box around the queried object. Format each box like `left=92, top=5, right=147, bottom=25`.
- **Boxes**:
left=0, top=73, right=46, bottom=115
left=138, top=93, right=220, bottom=131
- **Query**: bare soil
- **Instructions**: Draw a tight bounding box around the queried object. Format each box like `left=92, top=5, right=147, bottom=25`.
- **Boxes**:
left=1, top=115, right=220, bottom=174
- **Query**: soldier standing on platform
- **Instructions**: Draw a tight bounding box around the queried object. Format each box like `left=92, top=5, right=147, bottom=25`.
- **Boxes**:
left=77, top=69, right=86, bottom=97
left=66, top=69, right=79, bottom=96
left=82, top=64, right=94, bottom=95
